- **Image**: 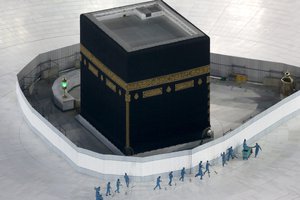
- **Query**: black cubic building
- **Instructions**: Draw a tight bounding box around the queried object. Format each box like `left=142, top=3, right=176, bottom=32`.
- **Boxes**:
left=80, top=0, right=210, bottom=154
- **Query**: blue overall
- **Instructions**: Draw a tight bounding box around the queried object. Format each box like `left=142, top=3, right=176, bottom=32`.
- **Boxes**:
left=221, top=152, right=226, bottom=167
left=195, top=162, right=204, bottom=179
left=168, top=172, right=173, bottom=186
left=179, top=167, right=186, bottom=182
left=154, top=176, right=162, bottom=190
left=204, top=161, right=211, bottom=175
left=106, top=182, right=111, bottom=196
left=115, top=179, right=121, bottom=193
left=95, top=187, right=103, bottom=200
left=227, top=147, right=234, bottom=161
left=255, top=143, right=262, bottom=157
left=124, top=173, right=129, bottom=188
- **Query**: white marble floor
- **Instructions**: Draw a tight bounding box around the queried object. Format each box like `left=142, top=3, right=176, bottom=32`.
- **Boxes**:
left=124, top=115, right=300, bottom=200
left=1, top=0, right=300, bottom=199
left=1, top=100, right=299, bottom=200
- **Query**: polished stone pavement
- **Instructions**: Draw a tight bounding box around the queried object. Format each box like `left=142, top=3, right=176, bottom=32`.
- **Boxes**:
left=1, top=97, right=299, bottom=200
left=1, top=0, right=300, bottom=199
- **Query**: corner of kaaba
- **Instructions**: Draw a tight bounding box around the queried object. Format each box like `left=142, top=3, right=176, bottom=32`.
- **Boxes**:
left=80, top=0, right=211, bottom=155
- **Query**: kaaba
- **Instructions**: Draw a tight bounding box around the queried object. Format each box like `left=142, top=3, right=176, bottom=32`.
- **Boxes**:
left=80, top=0, right=210, bottom=154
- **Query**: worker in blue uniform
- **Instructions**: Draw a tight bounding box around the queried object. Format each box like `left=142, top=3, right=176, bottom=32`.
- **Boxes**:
left=195, top=161, right=204, bottom=179
left=255, top=143, right=262, bottom=157
left=168, top=171, right=173, bottom=186
left=227, top=146, right=235, bottom=161
left=179, top=167, right=186, bottom=182
left=203, top=160, right=211, bottom=175
left=221, top=152, right=226, bottom=167
left=94, top=186, right=103, bottom=200
left=154, top=176, right=162, bottom=190
left=243, top=139, right=247, bottom=150
left=199, top=161, right=203, bottom=169
left=115, top=179, right=121, bottom=193
left=106, top=182, right=111, bottom=196
left=124, top=173, right=129, bottom=188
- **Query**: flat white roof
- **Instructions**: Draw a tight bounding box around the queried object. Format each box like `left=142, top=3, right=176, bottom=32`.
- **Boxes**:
left=85, top=0, right=206, bottom=51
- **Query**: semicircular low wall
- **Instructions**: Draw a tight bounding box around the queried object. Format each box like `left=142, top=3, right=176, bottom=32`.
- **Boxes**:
left=16, top=44, right=300, bottom=181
